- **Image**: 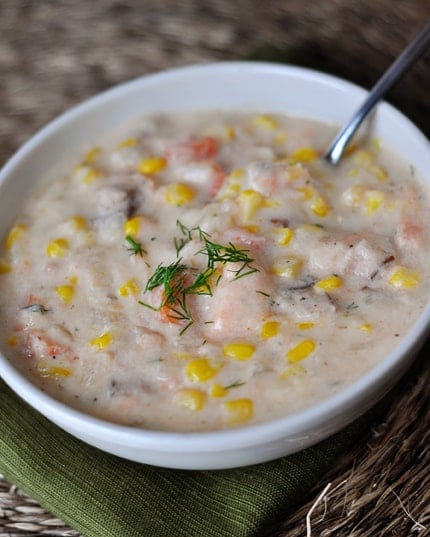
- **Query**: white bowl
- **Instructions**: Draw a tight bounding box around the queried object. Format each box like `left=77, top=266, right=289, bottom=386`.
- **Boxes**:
left=1, top=62, right=429, bottom=470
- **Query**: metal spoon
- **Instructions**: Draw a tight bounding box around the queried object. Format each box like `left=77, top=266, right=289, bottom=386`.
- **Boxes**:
left=325, top=22, right=430, bottom=166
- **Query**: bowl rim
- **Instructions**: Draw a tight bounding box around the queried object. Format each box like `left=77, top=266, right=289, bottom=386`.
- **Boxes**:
left=1, top=60, right=429, bottom=455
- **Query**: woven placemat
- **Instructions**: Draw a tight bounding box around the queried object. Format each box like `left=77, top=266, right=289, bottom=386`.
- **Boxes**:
left=1, top=1, right=429, bottom=535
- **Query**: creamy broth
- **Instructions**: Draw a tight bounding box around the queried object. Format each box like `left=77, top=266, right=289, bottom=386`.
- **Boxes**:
left=1, top=111, right=429, bottom=431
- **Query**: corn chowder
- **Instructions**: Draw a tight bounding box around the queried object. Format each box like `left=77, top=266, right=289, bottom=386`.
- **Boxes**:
left=0, top=111, right=429, bottom=431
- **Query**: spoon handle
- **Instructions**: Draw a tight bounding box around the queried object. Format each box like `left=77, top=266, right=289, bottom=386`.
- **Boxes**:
left=325, top=22, right=430, bottom=165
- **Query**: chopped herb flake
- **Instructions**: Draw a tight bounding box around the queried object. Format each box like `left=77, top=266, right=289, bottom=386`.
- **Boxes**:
left=224, top=380, right=245, bottom=389
left=345, top=302, right=359, bottom=313
left=256, top=290, right=271, bottom=297
left=125, top=235, right=146, bottom=257
left=22, top=304, right=50, bottom=314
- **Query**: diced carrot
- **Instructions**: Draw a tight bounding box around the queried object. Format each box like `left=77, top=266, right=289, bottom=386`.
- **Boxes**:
left=43, top=337, right=71, bottom=356
left=158, top=304, right=183, bottom=325
left=165, top=136, right=219, bottom=162
left=26, top=330, right=71, bottom=358
left=189, top=137, right=219, bottom=159
left=208, top=162, right=226, bottom=197
left=399, top=218, right=423, bottom=248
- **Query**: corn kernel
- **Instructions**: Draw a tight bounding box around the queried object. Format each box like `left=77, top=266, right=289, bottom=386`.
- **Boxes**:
left=298, top=224, right=324, bottom=233
left=229, top=168, right=245, bottom=180
left=117, top=137, right=137, bottom=149
left=0, top=259, right=11, bottom=274
left=36, top=362, right=49, bottom=377
left=315, top=275, right=342, bottom=290
left=223, top=343, right=255, bottom=361
left=343, top=142, right=359, bottom=156
left=264, top=198, right=281, bottom=208
left=223, top=398, right=254, bottom=425
left=310, top=195, right=330, bottom=217
left=225, top=126, right=236, bottom=140
left=218, top=181, right=241, bottom=200
left=7, top=335, right=18, bottom=346
left=296, top=186, right=315, bottom=200
left=275, top=227, right=294, bottom=246
left=260, top=321, right=280, bottom=339
left=123, top=216, right=143, bottom=237
left=238, top=189, right=265, bottom=223
left=48, top=366, right=72, bottom=377
left=285, top=165, right=306, bottom=183
left=272, top=257, right=302, bottom=279
left=280, top=364, right=307, bottom=379
left=138, top=156, right=167, bottom=175
left=177, top=388, right=206, bottom=411
left=252, top=115, right=279, bottom=130
left=243, top=224, right=260, bottom=234
left=56, top=285, right=74, bottom=304
left=274, top=131, right=288, bottom=144
left=185, top=358, right=219, bottom=382
left=5, top=224, right=27, bottom=249
left=296, top=322, right=315, bottom=330
left=118, top=279, right=139, bottom=297
left=290, top=147, right=318, bottom=163
left=90, top=332, right=112, bottom=350
left=370, top=165, right=388, bottom=182
left=165, top=183, right=195, bottom=206
left=365, top=190, right=385, bottom=215
left=71, top=216, right=87, bottom=230
left=348, top=168, right=360, bottom=178
left=388, top=266, right=419, bottom=288
left=210, top=383, right=228, bottom=398
left=359, top=323, right=373, bottom=332
left=354, top=149, right=375, bottom=167
left=46, top=238, right=69, bottom=258
left=287, top=339, right=316, bottom=363
left=84, top=147, right=101, bottom=164
left=82, top=167, right=100, bottom=185
left=37, top=362, right=72, bottom=378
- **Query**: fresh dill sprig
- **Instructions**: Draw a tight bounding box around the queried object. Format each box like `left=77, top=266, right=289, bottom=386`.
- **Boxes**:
left=197, top=237, right=258, bottom=280
left=177, top=220, right=258, bottom=280
left=139, top=259, right=196, bottom=332
left=144, top=258, right=188, bottom=296
left=224, top=380, right=245, bottom=389
left=140, top=221, right=260, bottom=333
left=174, top=219, right=209, bottom=255
left=125, top=235, right=146, bottom=257
left=174, top=234, right=188, bottom=257
left=185, top=267, right=217, bottom=296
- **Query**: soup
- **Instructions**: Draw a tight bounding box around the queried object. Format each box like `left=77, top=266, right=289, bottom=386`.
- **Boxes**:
left=0, top=111, right=428, bottom=431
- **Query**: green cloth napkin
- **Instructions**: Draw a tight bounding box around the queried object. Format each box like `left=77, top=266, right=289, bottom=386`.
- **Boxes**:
left=0, top=378, right=384, bottom=537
